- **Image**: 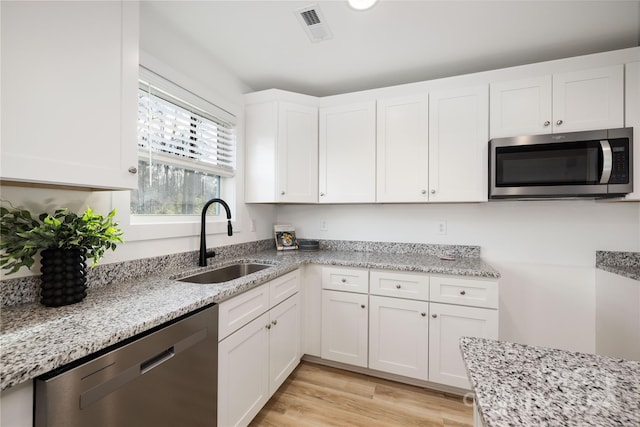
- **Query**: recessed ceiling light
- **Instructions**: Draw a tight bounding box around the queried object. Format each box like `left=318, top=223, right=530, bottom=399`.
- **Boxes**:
left=348, top=0, right=378, bottom=11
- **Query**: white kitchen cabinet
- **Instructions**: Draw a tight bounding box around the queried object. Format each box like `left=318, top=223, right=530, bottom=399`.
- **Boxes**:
left=428, top=85, right=489, bottom=202
left=0, top=380, right=33, bottom=427
left=218, top=312, right=270, bottom=427
left=268, top=294, right=301, bottom=393
left=595, top=269, right=640, bottom=361
left=428, top=302, right=498, bottom=389
left=376, top=95, right=429, bottom=202
left=321, top=290, right=369, bottom=367
left=490, top=65, right=624, bottom=138
left=218, top=271, right=301, bottom=427
left=369, top=295, right=429, bottom=380
left=624, top=61, right=640, bottom=201
left=319, top=101, right=376, bottom=203
left=0, top=1, right=139, bottom=190
left=245, top=98, right=318, bottom=203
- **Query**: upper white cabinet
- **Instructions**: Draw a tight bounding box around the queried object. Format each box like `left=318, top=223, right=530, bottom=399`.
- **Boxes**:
left=490, top=65, right=624, bottom=138
left=1, top=1, right=139, bottom=190
left=376, top=95, right=429, bottom=202
left=624, top=61, right=640, bottom=201
left=245, top=99, right=318, bottom=203
left=319, top=102, right=376, bottom=203
left=429, top=85, right=489, bottom=202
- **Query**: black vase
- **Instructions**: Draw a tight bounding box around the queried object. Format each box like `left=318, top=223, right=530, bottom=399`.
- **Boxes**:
left=40, top=248, right=88, bottom=307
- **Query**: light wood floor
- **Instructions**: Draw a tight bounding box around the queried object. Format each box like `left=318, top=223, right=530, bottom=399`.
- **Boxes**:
left=249, top=362, right=473, bottom=427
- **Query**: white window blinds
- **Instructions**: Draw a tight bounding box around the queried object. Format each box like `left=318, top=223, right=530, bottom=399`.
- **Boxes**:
left=137, top=69, right=236, bottom=177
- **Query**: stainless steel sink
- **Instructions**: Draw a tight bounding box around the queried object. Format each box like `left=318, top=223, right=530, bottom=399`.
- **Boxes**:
left=178, top=262, right=273, bottom=284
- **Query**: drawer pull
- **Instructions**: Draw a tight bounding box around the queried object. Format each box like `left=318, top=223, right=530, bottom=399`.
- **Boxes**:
left=421, top=312, right=426, bottom=317
left=341, top=278, right=347, bottom=283
left=265, top=324, right=271, bottom=330
left=432, top=314, right=438, bottom=318
left=361, top=304, right=366, bottom=309
left=271, top=320, right=278, bottom=326
left=395, top=284, right=401, bottom=289
left=460, top=290, right=466, bottom=296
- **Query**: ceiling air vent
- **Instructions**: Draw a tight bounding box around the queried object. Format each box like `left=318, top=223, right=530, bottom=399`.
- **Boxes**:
left=295, top=4, right=333, bottom=43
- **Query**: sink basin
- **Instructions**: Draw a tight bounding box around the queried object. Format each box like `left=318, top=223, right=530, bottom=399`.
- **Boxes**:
left=179, top=263, right=273, bottom=284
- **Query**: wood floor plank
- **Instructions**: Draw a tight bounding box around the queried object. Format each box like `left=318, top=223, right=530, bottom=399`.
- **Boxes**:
left=249, top=362, right=473, bottom=427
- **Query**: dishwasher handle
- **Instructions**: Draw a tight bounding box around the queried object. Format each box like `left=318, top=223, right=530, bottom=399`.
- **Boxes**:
left=140, top=347, right=175, bottom=374
left=80, top=328, right=207, bottom=409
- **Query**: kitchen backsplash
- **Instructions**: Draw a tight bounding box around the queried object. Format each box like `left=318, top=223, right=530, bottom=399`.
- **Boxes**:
left=1, top=239, right=480, bottom=307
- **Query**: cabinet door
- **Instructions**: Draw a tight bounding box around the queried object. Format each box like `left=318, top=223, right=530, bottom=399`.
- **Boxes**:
left=429, top=85, right=489, bottom=202
left=269, top=294, right=301, bottom=394
left=428, top=303, right=498, bottom=389
left=490, top=76, right=553, bottom=138
left=319, top=102, right=376, bottom=203
left=369, top=296, right=429, bottom=380
left=321, top=290, right=369, bottom=367
left=376, top=95, right=429, bottom=202
left=245, top=101, right=278, bottom=202
left=552, top=65, right=624, bottom=133
left=218, top=312, right=270, bottom=427
left=1, top=1, right=138, bottom=190
left=277, top=102, right=318, bottom=203
left=624, top=61, right=640, bottom=201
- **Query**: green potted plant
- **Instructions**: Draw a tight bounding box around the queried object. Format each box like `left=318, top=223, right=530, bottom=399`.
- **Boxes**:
left=0, top=206, right=123, bottom=307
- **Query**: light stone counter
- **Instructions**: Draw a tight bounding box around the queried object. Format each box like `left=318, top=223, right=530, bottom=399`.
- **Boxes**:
left=460, top=337, right=640, bottom=427
left=1, top=244, right=499, bottom=391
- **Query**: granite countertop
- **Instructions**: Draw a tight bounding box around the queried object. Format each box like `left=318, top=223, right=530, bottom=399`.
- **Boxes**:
left=460, top=337, right=640, bottom=427
left=0, top=248, right=499, bottom=391
left=596, top=251, right=640, bottom=281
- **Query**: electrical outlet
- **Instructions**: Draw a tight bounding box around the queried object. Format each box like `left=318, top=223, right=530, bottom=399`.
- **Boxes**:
left=436, top=221, right=447, bottom=235
left=320, top=220, right=328, bottom=231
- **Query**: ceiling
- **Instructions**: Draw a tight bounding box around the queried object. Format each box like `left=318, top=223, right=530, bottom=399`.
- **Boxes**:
left=141, top=0, right=640, bottom=97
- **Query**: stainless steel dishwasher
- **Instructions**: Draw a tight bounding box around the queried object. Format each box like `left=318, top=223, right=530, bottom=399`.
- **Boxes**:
left=34, top=303, right=218, bottom=427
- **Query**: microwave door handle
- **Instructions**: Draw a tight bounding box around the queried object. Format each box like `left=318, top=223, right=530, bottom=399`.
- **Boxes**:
left=600, top=140, right=612, bottom=184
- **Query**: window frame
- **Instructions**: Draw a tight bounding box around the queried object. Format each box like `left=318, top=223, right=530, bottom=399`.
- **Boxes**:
left=112, top=53, right=240, bottom=243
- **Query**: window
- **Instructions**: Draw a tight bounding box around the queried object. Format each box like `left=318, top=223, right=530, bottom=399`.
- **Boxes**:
left=133, top=67, right=236, bottom=218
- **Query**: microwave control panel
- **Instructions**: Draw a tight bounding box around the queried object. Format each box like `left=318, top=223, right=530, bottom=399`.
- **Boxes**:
left=609, top=140, right=630, bottom=184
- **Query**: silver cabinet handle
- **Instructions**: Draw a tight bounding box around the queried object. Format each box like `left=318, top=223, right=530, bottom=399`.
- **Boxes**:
left=361, top=304, right=366, bottom=309
left=271, top=320, right=278, bottom=326
left=320, top=192, right=325, bottom=196
left=460, top=290, right=466, bottom=296
left=543, top=120, right=550, bottom=127
left=432, top=314, right=437, bottom=318
left=556, top=119, right=563, bottom=126
left=421, top=312, right=426, bottom=317
left=341, top=278, right=346, bottom=283
left=396, top=284, right=401, bottom=289
left=430, top=189, right=436, bottom=194
left=600, top=140, right=612, bottom=184
left=280, top=191, right=285, bottom=195
left=265, top=324, right=271, bottom=330
left=421, top=190, right=427, bottom=195
left=128, top=166, right=138, bottom=174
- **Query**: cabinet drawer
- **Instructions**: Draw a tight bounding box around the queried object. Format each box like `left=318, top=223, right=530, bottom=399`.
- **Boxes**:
left=370, top=270, right=429, bottom=301
left=429, top=275, right=499, bottom=309
left=219, top=284, right=269, bottom=340
left=322, top=267, right=369, bottom=294
left=269, top=269, right=300, bottom=308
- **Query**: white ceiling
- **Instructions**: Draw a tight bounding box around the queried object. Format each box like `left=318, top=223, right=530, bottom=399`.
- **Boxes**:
left=141, top=0, right=640, bottom=97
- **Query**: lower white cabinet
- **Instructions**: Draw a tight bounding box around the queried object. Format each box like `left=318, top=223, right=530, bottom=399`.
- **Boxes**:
left=428, top=302, right=498, bottom=389
left=320, top=266, right=499, bottom=390
left=368, top=295, right=429, bottom=380
left=321, top=290, right=369, bottom=367
left=218, top=270, right=301, bottom=427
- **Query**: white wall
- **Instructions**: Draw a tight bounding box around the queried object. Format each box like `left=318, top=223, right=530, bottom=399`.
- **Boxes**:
left=276, top=201, right=640, bottom=353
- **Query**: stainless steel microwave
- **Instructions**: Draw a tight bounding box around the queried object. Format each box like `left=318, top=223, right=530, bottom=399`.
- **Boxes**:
left=489, top=127, right=633, bottom=199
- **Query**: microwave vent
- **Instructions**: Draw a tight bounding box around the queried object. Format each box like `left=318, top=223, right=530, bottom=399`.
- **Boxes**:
left=295, top=4, right=333, bottom=43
